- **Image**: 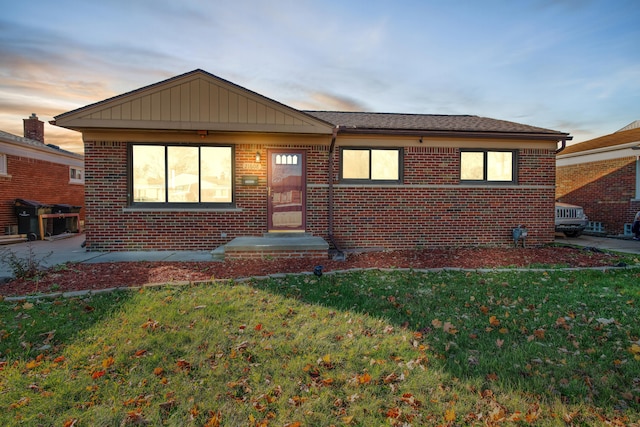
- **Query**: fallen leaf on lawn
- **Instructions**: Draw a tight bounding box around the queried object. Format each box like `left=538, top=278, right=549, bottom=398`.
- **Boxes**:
left=358, top=372, right=372, bottom=384
left=63, top=419, right=78, bottom=427
left=22, top=302, right=34, bottom=310
left=91, top=370, right=105, bottom=380
left=386, top=407, right=400, bottom=419
left=445, top=408, right=456, bottom=422
left=486, top=373, right=499, bottom=381
left=141, top=318, right=159, bottom=330
left=25, top=359, right=40, bottom=369
left=629, top=343, right=640, bottom=359
left=496, top=339, right=504, bottom=348
left=533, top=329, right=545, bottom=339
left=401, top=393, right=422, bottom=408
left=153, top=367, right=164, bottom=376
left=432, top=319, right=442, bottom=329
left=489, top=316, right=500, bottom=326
left=342, top=415, right=354, bottom=424
left=176, top=359, right=191, bottom=372
left=102, top=356, right=114, bottom=368
left=10, top=397, right=30, bottom=409
left=254, top=324, right=262, bottom=331
left=443, top=322, right=458, bottom=335
left=134, top=349, right=147, bottom=357
left=204, top=411, right=222, bottom=426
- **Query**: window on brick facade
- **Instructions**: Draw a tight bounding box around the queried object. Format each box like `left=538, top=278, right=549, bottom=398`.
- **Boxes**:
left=0, top=153, right=6, bottom=175
left=341, top=148, right=402, bottom=183
left=460, top=149, right=516, bottom=183
left=130, top=144, right=233, bottom=206
left=69, top=167, right=84, bottom=183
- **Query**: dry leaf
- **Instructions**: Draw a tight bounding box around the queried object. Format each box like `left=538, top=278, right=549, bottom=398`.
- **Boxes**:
left=444, top=408, right=456, bottom=422
left=102, top=356, right=114, bottom=368
left=358, top=372, right=372, bottom=384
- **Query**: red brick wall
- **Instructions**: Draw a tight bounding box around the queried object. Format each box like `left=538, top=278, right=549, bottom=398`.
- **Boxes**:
left=85, top=140, right=556, bottom=251
left=329, top=147, right=556, bottom=249
left=0, top=154, right=85, bottom=235
left=556, top=157, right=637, bottom=234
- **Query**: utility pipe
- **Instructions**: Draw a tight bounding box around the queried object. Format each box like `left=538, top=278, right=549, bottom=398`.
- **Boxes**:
left=327, top=126, right=344, bottom=258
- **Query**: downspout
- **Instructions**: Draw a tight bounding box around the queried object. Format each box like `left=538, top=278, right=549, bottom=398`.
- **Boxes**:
left=555, top=138, right=567, bottom=154
left=328, top=126, right=344, bottom=259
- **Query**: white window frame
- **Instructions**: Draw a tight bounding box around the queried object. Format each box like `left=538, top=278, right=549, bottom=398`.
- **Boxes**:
left=0, top=153, right=7, bottom=175
left=69, top=167, right=84, bottom=184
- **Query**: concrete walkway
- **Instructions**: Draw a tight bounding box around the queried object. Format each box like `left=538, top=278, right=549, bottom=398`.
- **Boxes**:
left=0, top=234, right=214, bottom=282
left=1, top=232, right=639, bottom=282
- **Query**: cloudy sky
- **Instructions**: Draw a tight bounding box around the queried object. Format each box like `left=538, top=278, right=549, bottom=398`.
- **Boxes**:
left=1, top=0, right=638, bottom=154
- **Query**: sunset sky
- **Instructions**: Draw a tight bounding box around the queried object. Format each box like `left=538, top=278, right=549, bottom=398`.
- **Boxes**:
left=1, top=0, right=639, bottom=154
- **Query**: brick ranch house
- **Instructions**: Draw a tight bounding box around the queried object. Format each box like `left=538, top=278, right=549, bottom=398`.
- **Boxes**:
left=0, top=114, right=84, bottom=241
left=556, top=121, right=640, bottom=236
left=52, top=69, right=571, bottom=255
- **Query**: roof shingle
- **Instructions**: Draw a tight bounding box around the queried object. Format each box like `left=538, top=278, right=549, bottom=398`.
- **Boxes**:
left=304, top=111, right=567, bottom=136
left=559, top=127, right=640, bottom=156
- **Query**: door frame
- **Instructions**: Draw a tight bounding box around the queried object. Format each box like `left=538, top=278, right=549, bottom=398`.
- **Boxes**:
left=267, top=149, right=307, bottom=232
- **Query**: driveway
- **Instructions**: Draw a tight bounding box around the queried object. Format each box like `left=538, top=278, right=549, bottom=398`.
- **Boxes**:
left=554, top=233, right=640, bottom=255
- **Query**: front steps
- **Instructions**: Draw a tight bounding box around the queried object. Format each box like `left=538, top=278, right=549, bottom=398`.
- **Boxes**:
left=212, top=233, right=329, bottom=260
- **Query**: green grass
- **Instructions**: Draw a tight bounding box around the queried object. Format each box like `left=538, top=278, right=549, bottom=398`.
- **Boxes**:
left=0, top=268, right=638, bottom=426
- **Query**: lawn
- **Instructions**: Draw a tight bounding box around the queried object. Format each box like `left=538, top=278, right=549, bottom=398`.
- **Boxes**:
left=0, top=267, right=638, bottom=426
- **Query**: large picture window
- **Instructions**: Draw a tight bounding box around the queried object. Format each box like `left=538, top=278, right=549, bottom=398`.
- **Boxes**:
left=341, top=148, right=402, bottom=183
left=460, top=149, right=516, bottom=183
left=131, top=144, right=233, bottom=206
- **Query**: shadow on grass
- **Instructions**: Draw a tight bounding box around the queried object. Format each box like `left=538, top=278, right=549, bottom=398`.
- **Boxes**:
left=247, top=268, right=640, bottom=414
left=0, top=291, right=133, bottom=362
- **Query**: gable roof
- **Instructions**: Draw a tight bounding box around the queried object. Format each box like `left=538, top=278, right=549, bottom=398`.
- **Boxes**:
left=617, top=120, right=640, bottom=132
left=53, top=69, right=334, bottom=135
left=558, top=127, right=640, bottom=156
left=53, top=69, right=570, bottom=142
left=306, top=111, right=569, bottom=140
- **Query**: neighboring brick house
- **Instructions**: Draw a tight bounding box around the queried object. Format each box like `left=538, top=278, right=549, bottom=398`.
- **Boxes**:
left=52, top=69, right=570, bottom=253
left=556, top=122, right=640, bottom=235
left=0, top=114, right=85, bottom=239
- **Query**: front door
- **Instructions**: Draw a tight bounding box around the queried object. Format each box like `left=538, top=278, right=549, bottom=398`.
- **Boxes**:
left=267, top=149, right=306, bottom=232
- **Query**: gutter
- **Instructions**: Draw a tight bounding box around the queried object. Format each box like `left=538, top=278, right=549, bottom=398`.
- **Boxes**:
left=327, top=126, right=344, bottom=259
left=337, top=127, right=572, bottom=142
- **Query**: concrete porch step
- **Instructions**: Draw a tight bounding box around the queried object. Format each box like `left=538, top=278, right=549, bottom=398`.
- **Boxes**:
left=215, top=234, right=329, bottom=260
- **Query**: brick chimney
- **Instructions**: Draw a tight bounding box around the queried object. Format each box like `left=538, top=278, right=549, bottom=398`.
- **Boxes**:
left=23, top=113, right=45, bottom=143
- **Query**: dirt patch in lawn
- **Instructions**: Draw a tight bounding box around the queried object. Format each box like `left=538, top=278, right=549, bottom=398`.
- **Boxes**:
left=0, top=245, right=629, bottom=297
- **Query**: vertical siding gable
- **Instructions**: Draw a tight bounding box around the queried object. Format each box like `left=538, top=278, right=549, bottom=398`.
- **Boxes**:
left=60, top=71, right=332, bottom=134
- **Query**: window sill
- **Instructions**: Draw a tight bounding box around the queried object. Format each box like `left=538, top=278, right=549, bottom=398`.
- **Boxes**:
left=123, top=207, right=243, bottom=213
